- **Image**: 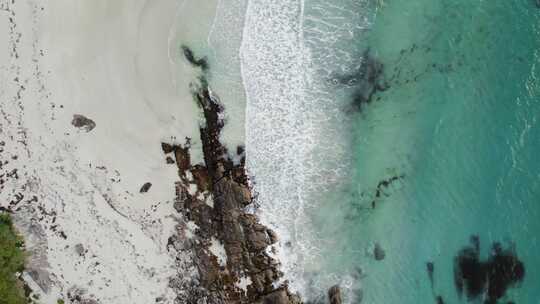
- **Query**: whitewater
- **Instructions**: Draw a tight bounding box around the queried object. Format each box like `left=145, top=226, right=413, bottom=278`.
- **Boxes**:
left=241, top=0, right=375, bottom=301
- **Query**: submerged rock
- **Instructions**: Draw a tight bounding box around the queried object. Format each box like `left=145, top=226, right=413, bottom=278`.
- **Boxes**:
left=426, top=261, right=435, bottom=288
left=374, top=243, right=386, bottom=261
left=181, top=45, right=209, bottom=71
left=454, top=236, right=525, bottom=304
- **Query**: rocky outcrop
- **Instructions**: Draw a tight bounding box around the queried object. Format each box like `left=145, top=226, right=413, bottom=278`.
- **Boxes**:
left=165, top=79, right=301, bottom=304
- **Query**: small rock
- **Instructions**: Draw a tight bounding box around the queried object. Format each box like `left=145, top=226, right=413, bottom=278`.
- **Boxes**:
left=262, top=289, right=289, bottom=304
left=248, top=228, right=270, bottom=251
left=174, top=146, right=191, bottom=172
left=328, top=285, right=342, bottom=304
left=71, top=114, right=96, bottom=132
left=267, top=229, right=279, bottom=245
left=374, top=242, right=386, bottom=261
left=181, top=45, right=208, bottom=70
left=140, top=182, right=152, bottom=193
left=236, top=145, right=245, bottom=155
left=161, top=142, right=174, bottom=154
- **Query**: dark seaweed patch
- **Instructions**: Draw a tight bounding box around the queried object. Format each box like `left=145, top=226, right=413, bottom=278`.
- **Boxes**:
left=454, top=236, right=525, bottom=304
left=348, top=50, right=389, bottom=112
left=371, top=174, right=404, bottom=208
left=427, top=261, right=435, bottom=288
left=181, top=45, right=209, bottom=71
left=426, top=262, right=445, bottom=304
left=435, top=296, right=445, bottom=304
left=332, top=49, right=388, bottom=113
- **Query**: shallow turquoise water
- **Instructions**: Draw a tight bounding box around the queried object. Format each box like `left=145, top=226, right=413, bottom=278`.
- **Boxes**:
left=306, top=1, right=540, bottom=303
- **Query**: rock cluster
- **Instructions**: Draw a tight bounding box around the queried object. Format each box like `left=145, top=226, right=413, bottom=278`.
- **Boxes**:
left=165, top=82, right=301, bottom=304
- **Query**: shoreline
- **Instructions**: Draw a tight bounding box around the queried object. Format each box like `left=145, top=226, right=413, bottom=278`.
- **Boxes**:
left=165, top=49, right=303, bottom=303
left=0, top=1, right=201, bottom=302
left=167, top=47, right=344, bottom=304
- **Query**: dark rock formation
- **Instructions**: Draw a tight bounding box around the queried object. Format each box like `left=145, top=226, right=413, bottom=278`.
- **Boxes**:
left=454, top=236, right=525, bottom=304
left=71, top=114, right=96, bottom=132
left=328, top=285, right=342, bottom=304
left=166, top=79, right=301, bottom=304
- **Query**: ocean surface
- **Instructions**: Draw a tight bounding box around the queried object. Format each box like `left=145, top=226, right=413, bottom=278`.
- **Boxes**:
left=197, top=0, right=540, bottom=303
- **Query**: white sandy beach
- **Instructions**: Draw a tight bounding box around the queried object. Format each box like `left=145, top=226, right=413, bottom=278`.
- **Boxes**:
left=0, top=0, right=219, bottom=303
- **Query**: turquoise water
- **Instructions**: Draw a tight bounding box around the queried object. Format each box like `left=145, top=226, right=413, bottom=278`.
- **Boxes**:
left=307, top=1, right=540, bottom=303
left=239, top=0, right=540, bottom=303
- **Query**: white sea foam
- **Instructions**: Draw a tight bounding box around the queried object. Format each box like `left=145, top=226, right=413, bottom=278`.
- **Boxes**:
left=240, top=0, right=374, bottom=301
left=240, top=0, right=312, bottom=295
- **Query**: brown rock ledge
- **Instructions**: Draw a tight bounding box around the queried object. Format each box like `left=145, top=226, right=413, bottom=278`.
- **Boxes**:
left=165, top=80, right=302, bottom=304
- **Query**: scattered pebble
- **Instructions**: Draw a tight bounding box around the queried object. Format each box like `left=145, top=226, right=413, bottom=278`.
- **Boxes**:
left=140, top=182, right=152, bottom=193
